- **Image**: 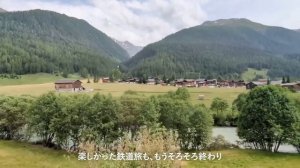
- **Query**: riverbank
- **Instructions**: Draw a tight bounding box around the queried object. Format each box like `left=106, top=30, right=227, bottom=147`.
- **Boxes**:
left=213, top=127, right=298, bottom=153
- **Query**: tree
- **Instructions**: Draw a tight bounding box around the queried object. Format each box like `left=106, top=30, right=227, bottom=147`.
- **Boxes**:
left=49, top=95, right=71, bottom=149
left=109, top=68, right=122, bottom=82
left=289, top=98, right=300, bottom=153
left=157, top=97, right=192, bottom=149
left=291, top=121, right=300, bottom=153
left=62, top=71, right=68, bottom=78
left=210, top=97, right=229, bottom=126
left=118, top=94, right=145, bottom=138
left=237, top=86, right=298, bottom=152
left=93, top=76, right=99, bottom=83
left=282, top=76, right=286, bottom=84
left=162, top=75, right=167, bottom=83
left=0, top=96, right=32, bottom=140
left=28, top=92, right=61, bottom=147
left=50, top=94, right=91, bottom=150
left=267, top=78, right=271, bottom=85
left=166, top=88, right=190, bottom=100
left=140, top=96, right=161, bottom=128
left=233, top=93, right=248, bottom=112
left=86, top=93, right=121, bottom=148
left=79, top=68, right=89, bottom=78
left=188, top=105, right=213, bottom=150
left=286, top=75, right=291, bottom=83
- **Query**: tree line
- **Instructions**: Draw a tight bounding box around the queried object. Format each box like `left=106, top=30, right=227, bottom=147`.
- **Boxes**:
left=0, top=88, right=212, bottom=152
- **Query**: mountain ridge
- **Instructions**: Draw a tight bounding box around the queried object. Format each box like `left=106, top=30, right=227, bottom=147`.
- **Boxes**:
left=125, top=18, right=300, bottom=79
left=0, top=9, right=129, bottom=75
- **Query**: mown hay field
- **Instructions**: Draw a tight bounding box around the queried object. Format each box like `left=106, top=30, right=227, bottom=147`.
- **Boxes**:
left=0, top=81, right=246, bottom=106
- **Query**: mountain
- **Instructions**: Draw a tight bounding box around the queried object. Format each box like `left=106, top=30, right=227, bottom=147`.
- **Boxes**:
left=0, top=9, right=129, bottom=75
left=114, top=40, right=143, bottom=57
left=0, top=8, right=6, bottom=13
left=125, top=19, right=300, bottom=79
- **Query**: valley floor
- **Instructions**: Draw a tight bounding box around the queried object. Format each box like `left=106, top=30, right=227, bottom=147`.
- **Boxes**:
left=0, top=81, right=246, bottom=106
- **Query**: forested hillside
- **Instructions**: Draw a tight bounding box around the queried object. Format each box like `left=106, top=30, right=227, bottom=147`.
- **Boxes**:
left=125, top=19, right=300, bottom=79
left=0, top=10, right=129, bottom=76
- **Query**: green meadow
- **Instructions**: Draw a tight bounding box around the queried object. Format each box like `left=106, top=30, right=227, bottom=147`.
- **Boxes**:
left=0, top=141, right=299, bottom=168
left=0, top=82, right=246, bottom=107
left=0, top=73, right=80, bottom=86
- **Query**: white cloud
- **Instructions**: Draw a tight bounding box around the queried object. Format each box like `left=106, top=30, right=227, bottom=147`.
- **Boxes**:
left=1, top=0, right=300, bottom=46
left=0, top=0, right=208, bottom=46
left=202, top=0, right=300, bottom=30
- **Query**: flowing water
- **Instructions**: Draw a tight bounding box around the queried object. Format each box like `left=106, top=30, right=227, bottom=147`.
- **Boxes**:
left=212, top=127, right=297, bottom=153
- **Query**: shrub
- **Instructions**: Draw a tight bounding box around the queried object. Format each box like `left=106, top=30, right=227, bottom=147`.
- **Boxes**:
left=207, top=135, right=236, bottom=150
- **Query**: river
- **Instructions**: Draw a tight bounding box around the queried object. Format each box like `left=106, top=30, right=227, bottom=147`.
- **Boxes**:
left=212, top=127, right=297, bottom=153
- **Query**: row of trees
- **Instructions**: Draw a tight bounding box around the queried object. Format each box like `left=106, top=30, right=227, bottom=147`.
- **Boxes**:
left=1, top=85, right=299, bottom=154
left=0, top=88, right=213, bottom=152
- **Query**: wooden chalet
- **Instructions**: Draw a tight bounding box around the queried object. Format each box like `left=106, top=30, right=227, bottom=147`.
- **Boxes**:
left=281, top=82, right=300, bottom=92
left=245, top=81, right=267, bottom=90
left=175, top=79, right=196, bottom=87
left=55, top=79, right=83, bottom=91
left=217, top=80, right=230, bottom=87
left=147, top=78, right=156, bottom=85
left=230, top=80, right=245, bottom=87
left=205, top=79, right=217, bottom=86
left=270, top=80, right=282, bottom=85
left=175, top=79, right=184, bottom=87
left=196, top=79, right=206, bottom=87
left=101, top=77, right=110, bottom=83
left=128, top=78, right=138, bottom=83
left=184, top=79, right=196, bottom=87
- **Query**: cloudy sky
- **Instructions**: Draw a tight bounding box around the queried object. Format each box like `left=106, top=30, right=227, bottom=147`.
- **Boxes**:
left=1, top=0, right=300, bottom=46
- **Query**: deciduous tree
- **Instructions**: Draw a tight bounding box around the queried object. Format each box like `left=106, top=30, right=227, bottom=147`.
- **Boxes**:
left=237, top=86, right=298, bottom=152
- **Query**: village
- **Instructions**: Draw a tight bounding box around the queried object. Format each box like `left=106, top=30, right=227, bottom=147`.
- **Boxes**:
left=54, top=77, right=300, bottom=93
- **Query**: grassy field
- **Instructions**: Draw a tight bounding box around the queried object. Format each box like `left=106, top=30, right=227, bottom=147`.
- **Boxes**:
left=1, top=140, right=299, bottom=168
left=0, top=73, right=80, bottom=86
left=186, top=149, right=300, bottom=168
left=0, top=81, right=246, bottom=106
left=0, top=140, right=85, bottom=168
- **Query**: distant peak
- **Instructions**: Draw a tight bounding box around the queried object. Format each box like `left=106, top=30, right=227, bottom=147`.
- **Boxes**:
left=0, top=7, right=7, bottom=13
left=202, top=18, right=257, bottom=26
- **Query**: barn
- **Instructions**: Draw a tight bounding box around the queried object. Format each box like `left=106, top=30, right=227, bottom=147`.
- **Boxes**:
left=245, top=81, right=266, bottom=90
left=54, top=79, right=83, bottom=91
left=281, top=82, right=300, bottom=92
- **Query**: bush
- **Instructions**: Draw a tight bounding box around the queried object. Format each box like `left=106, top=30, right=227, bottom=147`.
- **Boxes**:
left=124, top=90, right=138, bottom=95
left=0, top=96, right=32, bottom=140
left=207, top=135, right=236, bottom=150
left=79, top=127, right=181, bottom=168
